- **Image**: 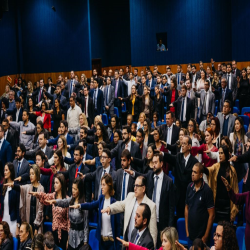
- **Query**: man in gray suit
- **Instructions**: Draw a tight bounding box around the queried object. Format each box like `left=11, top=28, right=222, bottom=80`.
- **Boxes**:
left=13, top=143, right=30, bottom=185
left=223, top=63, right=238, bottom=101
left=104, top=76, right=115, bottom=116
left=25, top=132, right=53, bottom=161
left=186, top=80, right=197, bottom=119
left=66, top=71, right=78, bottom=98
left=195, top=80, right=215, bottom=121
left=217, top=100, right=236, bottom=137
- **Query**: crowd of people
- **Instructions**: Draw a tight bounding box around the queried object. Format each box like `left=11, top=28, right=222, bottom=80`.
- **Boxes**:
left=0, top=60, right=249, bottom=250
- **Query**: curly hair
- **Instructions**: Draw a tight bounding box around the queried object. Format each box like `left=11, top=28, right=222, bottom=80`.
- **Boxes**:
left=218, top=221, right=239, bottom=250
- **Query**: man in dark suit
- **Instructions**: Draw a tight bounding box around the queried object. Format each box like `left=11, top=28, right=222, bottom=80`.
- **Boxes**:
left=45, top=77, right=55, bottom=95
left=112, top=70, right=125, bottom=117
left=126, top=153, right=175, bottom=248
left=130, top=203, right=154, bottom=250
left=89, top=79, right=104, bottom=117
left=159, top=111, right=180, bottom=155
left=2, top=118, right=17, bottom=158
left=191, top=65, right=199, bottom=87
left=65, top=71, right=78, bottom=98
left=162, top=136, right=198, bottom=219
left=76, top=86, right=94, bottom=126
left=6, top=97, right=23, bottom=122
left=215, top=77, right=233, bottom=112
left=30, top=78, right=45, bottom=104
left=13, top=143, right=30, bottom=185
left=146, top=71, right=156, bottom=97
left=175, top=64, right=186, bottom=87
left=0, top=124, right=13, bottom=167
left=104, top=76, right=115, bottom=116
left=224, top=63, right=238, bottom=101
left=232, top=60, right=241, bottom=78
left=170, top=85, right=193, bottom=128
left=81, top=148, right=116, bottom=201
left=137, top=75, right=147, bottom=96
left=111, top=125, right=141, bottom=170
left=26, top=132, right=53, bottom=161
left=60, top=81, right=69, bottom=102
left=52, top=146, right=91, bottom=202
left=196, top=61, right=205, bottom=79
left=47, top=120, right=74, bottom=146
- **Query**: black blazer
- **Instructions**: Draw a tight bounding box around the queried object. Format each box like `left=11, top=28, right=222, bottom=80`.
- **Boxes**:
left=25, top=146, right=53, bottom=161
left=0, top=238, right=13, bottom=250
left=45, top=84, right=56, bottom=95
left=6, top=107, right=23, bottom=122
left=111, top=78, right=125, bottom=106
left=13, top=158, right=30, bottom=185
left=172, top=96, right=194, bottom=121
left=153, top=95, right=164, bottom=120
left=130, top=228, right=154, bottom=250
left=159, top=124, right=180, bottom=154
left=115, top=168, right=135, bottom=201
left=163, top=88, right=179, bottom=111
left=61, top=163, right=91, bottom=201
left=111, top=140, right=141, bottom=170
left=163, top=152, right=198, bottom=203
left=84, top=166, right=117, bottom=201
left=122, top=95, right=140, bottom=119
left=132, top=157, right=153, bottom=174
left=215, top=88, right=233, bottom=112
left=5, top=127, right=17, bottom=158
left=135, top=171, right=175, bottom=229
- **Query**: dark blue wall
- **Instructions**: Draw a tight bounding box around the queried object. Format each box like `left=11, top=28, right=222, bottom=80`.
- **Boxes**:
left=130, top=0, right=232, bottom=66
left=89, top=0, right=131, bottom=67
left=231, top=0, right=250, bottom=61
left=0, top=0, right=19, bottom=76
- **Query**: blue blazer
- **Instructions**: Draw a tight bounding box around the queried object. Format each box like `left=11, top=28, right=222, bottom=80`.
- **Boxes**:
left=89, top=88, right=104, bottom=115
left=111, top=79, right=125, bottom=105
left=0, top=184, right=20, bottom=223
left=48, top=134, right=74, bottom=146
left=0, top=140, right=12, bottom=167
left=80, top=195, right=120, bottom=250
left=146, top=79, right=156, bottom=97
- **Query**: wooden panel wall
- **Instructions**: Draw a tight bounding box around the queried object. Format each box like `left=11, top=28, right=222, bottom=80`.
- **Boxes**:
left=1, top=61, right=250, bottom=96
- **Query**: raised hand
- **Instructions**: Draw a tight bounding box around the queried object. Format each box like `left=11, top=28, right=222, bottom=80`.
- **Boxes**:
left=229, top=155, right=237, bottom=162
left=14, top=177, right=21, bottom=182
left=45, top=199, right=56, bottom=205
left=124, top=169, right=134, bottom=176
left=175, top=240, right=187, bottom=250
left=116, top=237, right=129, bottom=247
left=101, top=206, right=111, bottom=215
left=160, top=140, right=167, bottom=147
left=3, top=182, right=14, bottom=188
left=221, top=176, right=231, bottom=191
left=29, top=191, right=38, bottom=197
left=77, top=172, right=85, bottom=179
left=50, top=166, right=57, bottom=174
left=69, top=204, right=80, bottom=209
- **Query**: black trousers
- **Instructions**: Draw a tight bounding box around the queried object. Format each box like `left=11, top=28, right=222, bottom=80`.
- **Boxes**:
left=52, top=229, right=68, bottom=250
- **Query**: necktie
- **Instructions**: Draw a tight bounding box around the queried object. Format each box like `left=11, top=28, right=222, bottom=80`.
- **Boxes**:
left=177, top=74, right=180, bottom=85
left=38, top=88, right=42, bottom=102
left=17, top=161, right=21, bottom=176
left=152, top=176, right=159, bottom=203
left=75, top=167, right=79, bottom=178
left=106, top=86, right=109, bottom=104
left=100, top=170, right=106, bottom=195
left=134, top=233, right=140, bottom=244
left=85, top=98, right=87, bottom=115
left=69, top=80, right=73, bottom=97
left=203, top=92, right=207, bottom=115
left=181, top=98, right=184, bottom=121
left=122, top=172, right=127, bottom=200
left=115, top=80, right=118, bottom=98
left=94, top=90, right=97, bottom=109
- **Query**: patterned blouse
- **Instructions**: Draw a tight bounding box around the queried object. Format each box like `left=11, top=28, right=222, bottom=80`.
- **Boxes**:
left=56, top=198, right=89, bottom=249
left=37, top=192, right=69, bottom=240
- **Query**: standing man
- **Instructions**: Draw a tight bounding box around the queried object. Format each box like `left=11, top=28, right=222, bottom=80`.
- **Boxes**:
left=31, top=79, right=45, bottom=104
left=104, top=76, right=115, bottom=117
left=186, top=80, right=197, bottom=119
left=67, top=96, right=82, bottom=129
left=146, top=71, right=156, bottom=97
left=185, top=163, right=215, bottom=247
left=90, top=79, right=104, bottom=117
left=122, top=73, right=136, bottom=96
left=225, top=63, right=237, bottom=101
left=136, top=129, right=147, bottom=159
left=66, top=71, right=78, bottom=99
left=175, top=65, right=185, bottom=87
left=0, top=124, right=12, bottom=167
left=232, top=60, right=241, bottom=78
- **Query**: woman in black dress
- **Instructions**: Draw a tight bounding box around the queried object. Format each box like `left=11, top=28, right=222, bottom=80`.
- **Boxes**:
left=237, top=68, right=250, bottom=111
left=26, top=97, right=38, bottom=126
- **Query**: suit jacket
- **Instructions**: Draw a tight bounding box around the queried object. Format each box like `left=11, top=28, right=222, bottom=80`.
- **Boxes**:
left=45, top=84, right=56, bottom=95
left=172, top=96, right=193, bottom=121
left=222, top=73, right=237, bottom=100
left=45, top=92, right=67, bottom=110
left=89, top=88, right=104, bottom=115
left=25, top=146, right=53, bottom=161
left=109, top=192, right=157, bottom=248
left=187, top=89, right=198, bottom=119
left=146, top=78, right=156, bottom=97
left=175, top=72, right=186, bottom=86
left=195, top=90, right=215, bottom=118
left=136, top=171, right=175, bottom=229
left=159, top=124, right=180, bottom=154
left=232, top=68, right=241, bottom=78
left=217, top=112, right=236, bottom=137
left=13, top=158, right=30, bottom=185
left=61, top=163, right=91, bottom=201
left=0, top=139, right=12, bottom=167
left=163, top=152, right=198, bottom=204
left=115, top=168, right=135, bottom=201
left=111, top=140, right=141, bottom=170
left=163, top=88, right=179, bottom=113
left=104, top=85, right=115, bottom=114
left=32, top=87, right=45, bottom=104
left=84, top=166, right=117, bottom=201
left=216, top=88, right=233, bottom=112
left=65, top=79, right=78, bottom=98
left=6, top=107, right=23, bottom=122
left=131, top=228, right=154, bottom=250
left=111, top=78, right=125, bottom=106
left=48, top=134, right=74, bottom=146
left=80, top=195, right=120, bottom=250
left=5, top=127, right=17, bottom=158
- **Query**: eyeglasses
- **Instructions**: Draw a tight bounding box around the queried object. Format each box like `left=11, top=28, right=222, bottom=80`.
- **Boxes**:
left=213, top=233, right=223, bottom=239
left=100, top=156, right=108, bottom=159
left=133, top=184, right=144, bottom=188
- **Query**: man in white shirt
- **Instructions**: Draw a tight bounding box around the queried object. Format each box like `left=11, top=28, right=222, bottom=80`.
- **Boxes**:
left=122, top=73, right=136, bottom=96
left=67, top=96, right=82, bottom=129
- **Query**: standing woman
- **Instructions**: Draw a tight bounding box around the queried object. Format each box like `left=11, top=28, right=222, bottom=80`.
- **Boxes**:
left=70, top=174, right=120, bottom=250
left=187, top=119, right=201, bottom=147
left=206, top=145, right=239, bottom=223
left=0, top=98, right=8, bottom=123
left=107, top=115, right=120, bottom=142
left=29, top=173, right=69, bottom=250
left=211, top=117, right=221, bottom=148
left=131, top=144, right=156, bottom=174
left=26, top=97, right=38, bottom=126
left=211, top=72, right=221, bottom=91
left=229, top=117, right=248, bottom=181
left=0, top=163, right=20, bottom=237
left=139, top=86, right=153, bottom=120
left=237, top=68, right=250, bottom=110
left=191, top=127, right=218, bottom=168
left=46, top=178, right=89, bottom=250
left=137, top=112, right=146, bottom=131
left=4, top=165, right=44, bottom=234
left=165, top=78, right=178, bottom=117
left=153, top=85, right=164, bottom=122
left=119, top=85, right=140, bottom=122
left=0, top=221, right=13, bottom=250
left=143, top=118, right=154, bottom=147
left=196, top=69, right=206, bottom=91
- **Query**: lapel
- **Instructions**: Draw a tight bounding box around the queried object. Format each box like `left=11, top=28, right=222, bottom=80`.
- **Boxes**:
left=98, top=167, right=103, bottom=182
left=126, top=195, right=137, bottom=224
left=159, top=174, right=166, bottom=203
left=18, top=159, right=26, bottom=175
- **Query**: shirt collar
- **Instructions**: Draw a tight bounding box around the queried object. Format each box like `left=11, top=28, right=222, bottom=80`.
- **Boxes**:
left=64, top=133, right=68, bottom=139
left=168, top=124, right=173, bottom=129
left=103, top=165, right=111, bottom=173
left=137, top=227, right=147, bottom=238
left=126, top=140, right=132, bottom=148
left=18, top=158, right=24, bottom=165
left=184, top=153, right=191, bottom=162
left=191, top=180, right=205, bottom=192
left=154, top=170, right=164, bottom=180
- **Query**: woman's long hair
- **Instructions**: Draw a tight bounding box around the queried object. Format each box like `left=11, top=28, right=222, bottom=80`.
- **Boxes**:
left=2, top=163, right=15, bottom=196
left=69, top=177, right=85, bottom=205
left=219, top=145, right=231, bottom=175
left=96, top=121, right=109, bottom=142
left=58, top=135, right=68, bottom=156
left=54, top=173, right=67, bottom=199
left=0, top=221, right=13, bottom=241
left=54, top=149, right=65, bottom=170
left=233, top=117, right=245, bottom=142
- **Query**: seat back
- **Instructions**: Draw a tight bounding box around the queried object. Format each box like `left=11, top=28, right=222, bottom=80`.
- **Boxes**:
left=177, top=218, right=188, bottom=245
left=43, top=222, right=52, bottom=233
left=209, top=223, right=217, bottom=247
left=238, top=115, right=249, bottom=127
left=114, top=107, right=119, bottom=118
left=236, top=226, right=245, bottom=250
left=241, top=107, right=250, bottom=115
left=89, top=229, right=99, bottom=250
left=13, top=237, right=18, bottom=250
left=102, top=113, right=108, bottom=126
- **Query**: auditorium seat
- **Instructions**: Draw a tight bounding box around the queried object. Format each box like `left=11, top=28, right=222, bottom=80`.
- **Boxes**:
left=89, top=229, right=99, bottom=250
left=236, top=226, right=245, bottom=250
left=214, top=106, right=218, bottom=116
left=44, top=222, right=52, bottom=233
left=89, top=222, right=98, bottom=228
left=238, top=115, right=249, bottom=128
left=235, top=99, right=240, bottom=110
left=102, top=113, right=108, bottom=126
left=177, top=218, right=188, bottom=246
left=215, top=100, right=218, bottom=107
left=114, top=107, right=119, bottom=118
left=209, top=223, right=217, bottom=247
left=51, top=120, right=54, bottom=131
left=122, top=102, right=127, bottom=112
left=241, top=107, right=250, bottom=115
left=13, top=237, right=18, bottom=250
left=238, top=179, right=243, bottom=193
left=28, top=160, right=35, bottom=164
left=233, top=107, right=240, bottom=114
left=244, top=125, right=248, bottom=133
